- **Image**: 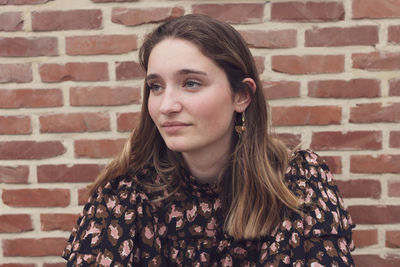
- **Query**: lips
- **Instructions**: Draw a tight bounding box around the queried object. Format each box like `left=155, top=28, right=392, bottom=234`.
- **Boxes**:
left=161, top=121, right=191, bottom=134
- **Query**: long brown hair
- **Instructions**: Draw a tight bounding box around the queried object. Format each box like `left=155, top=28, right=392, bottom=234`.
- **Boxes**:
left=90, top=14, right=299, bottom=239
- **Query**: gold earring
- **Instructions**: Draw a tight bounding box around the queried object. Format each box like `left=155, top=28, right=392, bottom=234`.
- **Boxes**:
left=235, top=112, right=246, bottom=135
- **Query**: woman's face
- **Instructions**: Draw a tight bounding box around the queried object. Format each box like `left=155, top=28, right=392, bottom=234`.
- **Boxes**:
left=147, top=38, right=242, bottom=156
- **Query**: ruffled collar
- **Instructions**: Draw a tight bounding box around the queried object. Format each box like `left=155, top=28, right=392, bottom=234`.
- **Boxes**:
left=181, top=169, right=220, bottom=197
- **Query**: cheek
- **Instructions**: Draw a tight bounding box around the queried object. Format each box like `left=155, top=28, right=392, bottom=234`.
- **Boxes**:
left=147, top=96, right=158, bottom=122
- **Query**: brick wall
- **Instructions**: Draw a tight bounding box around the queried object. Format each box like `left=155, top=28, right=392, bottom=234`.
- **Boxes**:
left=0, top=0, right=399, bottom=265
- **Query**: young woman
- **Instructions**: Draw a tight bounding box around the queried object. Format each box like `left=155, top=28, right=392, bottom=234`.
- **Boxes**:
left=63, top=14, right=355, bottom=266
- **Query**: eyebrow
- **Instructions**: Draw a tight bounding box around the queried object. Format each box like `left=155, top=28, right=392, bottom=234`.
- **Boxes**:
left=146, top=68, right=207, bottom=81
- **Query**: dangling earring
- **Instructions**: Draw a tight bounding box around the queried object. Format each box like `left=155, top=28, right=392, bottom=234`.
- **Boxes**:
left=235, top=111, right=246, bottom=136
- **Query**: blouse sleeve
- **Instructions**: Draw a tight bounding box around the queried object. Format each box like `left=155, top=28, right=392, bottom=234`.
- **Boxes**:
left=287, top=150, right=355, bottom=266
left=62, top=176, right=140, bottom=266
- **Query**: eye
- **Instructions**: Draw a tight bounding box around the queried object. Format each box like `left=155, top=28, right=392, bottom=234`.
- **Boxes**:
left=148, top=83, right=163, bottom=93
left=184, top=79, right=201, bottom=89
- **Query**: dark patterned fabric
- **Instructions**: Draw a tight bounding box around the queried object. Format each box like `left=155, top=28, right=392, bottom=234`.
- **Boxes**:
left=62, top=150, right=355, bottom=266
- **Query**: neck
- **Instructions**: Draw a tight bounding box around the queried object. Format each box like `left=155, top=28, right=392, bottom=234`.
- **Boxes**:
left=182, top=144, right=232, bottom=185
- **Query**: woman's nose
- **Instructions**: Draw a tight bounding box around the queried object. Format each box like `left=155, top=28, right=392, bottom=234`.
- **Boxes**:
left=159, top=87, right=182, bottom=114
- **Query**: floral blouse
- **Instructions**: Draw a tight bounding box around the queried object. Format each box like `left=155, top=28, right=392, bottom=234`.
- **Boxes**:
left=62, top=150, right=355, bottom=266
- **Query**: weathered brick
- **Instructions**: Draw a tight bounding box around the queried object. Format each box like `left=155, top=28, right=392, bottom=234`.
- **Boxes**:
left=0, top=264, right=35, bottom=267
left=320, top=156, right=342, bottom=174
left=116, top=61, right=145, bottom=80
left=32, top=9, right=102, bottom=31
left=386, top=230, right=400, bottom=248
left=0, top=88, right=63, bottom=108
left=239, top=29, right=297, bottom=48
left=116, top=112, right=140, bottom=132
left=37, top=164, right=103, bottom=183
left=0, top=141, right=65, bottom=160
left=272, top=106, right=341, bottom=126
left=272, top=55, right=344, bottom=74
left=0, top=0, right=52, bottom=4
left=254, top=56, right=265, bottom=74
left=39, top=62, right=108, bottom=82
left=39, top=113, right=110, bottom=133
left=70, top=86, right=141, bottom=106
left=262, top=80, right=300, bottom=100
left=388, top=180, right=400, bottom=197
left=353, top=0, right=400, bottom=19
left=353, top=255, right=400, bottom=267
left=0, top=165, right=29, bottom=184
left=336, top=179, right=381, bottom=198
left=389, top=78, right=400, bottom=96
left=305, top=26, right=378, bottom=47
left=275, top=133, right=301, bottom=148
left=0, top=115, right=31, bottom=134
left=112, top=7, right=183, bottom=26
left=192, top=3, right=263, bottom=24
left=310, top=131, right=382, bottom=150
left=351, top=155, right=400, bottom=173
left=78, top=187, right=90, bottom=205
left=66, top=35, right=137, bottom=55
left=0, top=11, right=23, bottom=31
left=3, top=238, right=67, bottom=256
left=271, top=1, right=344, bottom=21
left=348, top=205, right=400, bottom=224
left=0, top=37, right=57, bottom=57
left=40, top=213, right=78, bottom=231
left=350, top=103, right=400, bottom=123
left=353, top=51, right=400, bottom=71
left=74, top=139, right=126, bottom=158
left=390, top=131, right=400, bottom=148
left=353, top=229, right=378, bottom=248
left=0, top=63, right=32, bottom=83
left=308, top=79, right=380, bottom=98
left=2, top=188, right=70, bottom=207
left=0, top=214, right=32, bottom=233
left=388, top=25, right=400, bottom=44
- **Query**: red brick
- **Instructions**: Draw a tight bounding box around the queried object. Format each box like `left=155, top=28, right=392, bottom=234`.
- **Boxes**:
left=390, top=131, right=400, bottom=148
left=254, top=56, right=265, bottom=74
left=386, top=230, right=400, bottom=248
left=262, top=80, right=300, bottom=100
left=78, top=187, right=90, bottom=205
left=310, top=131, right=382, bottom=150
left=116, top=112, right=140, bottom=132
left=74, top=139, right=126, bottom=158
left=37, top=164, right=103, bottom=183
left=336, top=179, right=381, bottom=199
left=354, top=254, right=400, bottom=267
left=66, top=35, right=137, bottom=55
left=0, top=141, right=65, bottom=160
left=0, top=0, right=51, bottom=4
left=0, top=214, right=32, bottom=233
left=70, top=86, right=141, bottom=106
left=192, top=3, right=263, bottom=24
left=275, top=133, right=301, bottom=148
left=271, top=106, right=341, bottom=126
left=389, top=78, right=400, bottom=96
left=0, top=115, right=31, bottom=134
left=388, top=25, right=400, bottom=44
left=320, top=156, right=341, bottom=174
left=272, top=55, right=344, bottom=74
left=32, top=9, right=102, bottom=31
left=308, top=79, right=380, bottom=98
left=239, top=29, right=297, bottom=48
left=353, top=0, right=400, bottom=19
left=0, top=63, right=32, bottom=83
left=353, top=51, right=400, bottom=71
left=348, top=205, right=400, bottom=224
left=271, top=1, right=344, bottom=21
left=0, top=37, right=57, bottom=57
left=353, top=229, right=378, bottom=248
left=2, top=237, right=67, bottom=256
left=0, top=264, right=35, bottom=267
left=40, top=213, right=78, bottom=231
left=2, top=188, right=70, bottom=207
left=112, top=7, right=183, bottom=26
left=305, top=26, right=378, bottom=47
left=39, top=62, right=108, bottom=82
left=0, top=165, right=29, bottom=184
left=40, top=112, right=109, bottom=133
left=388, top=180, right=400, bottom=197
left=350, top=103, right=400, bottom=123
left=351, top=154, right=400, bottom=173
left=116, top=61, right=145, bottom=80
left=0, top=88, right=62, bottom=108
left=0, top=12, right=23, bottom=31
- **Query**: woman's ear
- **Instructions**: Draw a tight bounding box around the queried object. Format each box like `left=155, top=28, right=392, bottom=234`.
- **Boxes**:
left=234, top=77, right=256, bottom=112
